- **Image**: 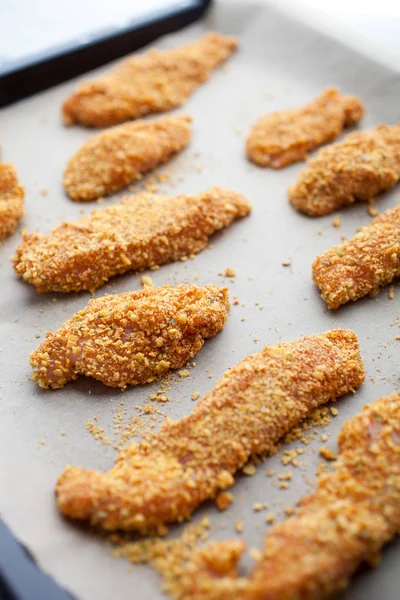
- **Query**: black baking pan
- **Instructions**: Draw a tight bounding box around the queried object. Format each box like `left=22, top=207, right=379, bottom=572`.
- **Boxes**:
left=0, top=0, right=212, bottom=107
left=0, top=2, right=211, bottom=598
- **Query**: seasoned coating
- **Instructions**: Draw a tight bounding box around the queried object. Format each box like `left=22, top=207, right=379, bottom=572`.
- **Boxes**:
left=175, top=392, right=400, bottom=600
left=56, top=329, right=364, bottom=532
left=62, top=33, right=237, bottom=128
left=30, top=284, right=229, bottom=389
left=13, top=187, right=250, bottom=293
left=63, top=115, right=191, bottom=201
left=0, top=163, right=24, bottom=241
left=246, top=88, right=364, bottom=168
left=289, top=124, right=400, bottom=216
left=313, top=204, right=400, bottom=309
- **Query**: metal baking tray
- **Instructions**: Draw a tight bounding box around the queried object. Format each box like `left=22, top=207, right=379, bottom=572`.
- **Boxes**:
left=0, top=1, right=399, bottom=599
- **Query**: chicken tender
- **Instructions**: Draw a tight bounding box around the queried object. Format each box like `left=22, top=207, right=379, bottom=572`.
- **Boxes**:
left=246, top=88, right=364, bottom=168
left=175, top=392, right=400, bottom=600
left=13, top=187, right=250, bottom=293
left=63, top=115, right=191, bottom=201
left=56, top=329, right=364, bottom=532
left=289, top=124, right=400, bottom=216
left=62, top=33, right=237, bottom=128
left=0, top=163, right=24, bottom=241
left=313, top=204, right=400, bottom=308
left=30, top=284, right=228, bottom=389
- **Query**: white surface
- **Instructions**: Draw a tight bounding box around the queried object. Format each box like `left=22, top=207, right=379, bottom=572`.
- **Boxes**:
left=0, top=0, right=190, bottom=64
left=1, top=0, right=400, bottom=67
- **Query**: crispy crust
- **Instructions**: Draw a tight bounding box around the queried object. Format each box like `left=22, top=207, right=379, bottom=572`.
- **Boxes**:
left=30, top=284, right=229, bottom=389
left=246, top=88, right=364, bottom=168
left=62, top=33, right=237, bottom=128
left=0, top=163, right=24, bottom=241
left=56, top=329, right=364, bottom=532
left=13, top=186, right=251, bottom=293
left=312, top=204, right=400, bottom=309
left=175, top=392, right=400, bottom=600
left=289, top=124, right=400, bottom=216
left=63, top=115, right=191, bottom=201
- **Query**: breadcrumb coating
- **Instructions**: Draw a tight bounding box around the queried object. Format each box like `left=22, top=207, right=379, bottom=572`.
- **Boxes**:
left=30, top=284, right=229, bottom=389
left=62, top=33, right=237, bottom=128
left=313, top=203, right=400, bottom=309
left=63, top=115, right=191, bottom=201
left=246, top=88, right=364, bottom=168
left=289, top=124, right=400, bottom=216
left=174, top=392, right=400, bottom=600
left=0, top=163, right=24, bottom=241
left=13, top=186, right=250, bottom=293
left=56, top=329, right=364, bottom=532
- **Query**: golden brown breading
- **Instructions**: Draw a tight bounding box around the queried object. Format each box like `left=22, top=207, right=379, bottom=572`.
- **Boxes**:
left=313, top=204, right=400, bottom=309
left=289, top=124, right=400, bottom=216
left=174, top=392, right=400, bottom=600
left=56, top=329, right=364, bottom=532
left=62, top=33, right=237, bottom=128
left=13, top=187, right=250, bottom=293
left=246, top=88, right=364, bottom=168
left=30, top=284, right=229, bottom=389
left=0, top=163, right=24, bottom=241
left=63, top=115, right=191, bottom=201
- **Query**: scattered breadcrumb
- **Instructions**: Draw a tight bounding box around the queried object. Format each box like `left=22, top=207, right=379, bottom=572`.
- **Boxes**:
left=141, top=275, right=154, bottom=288
left=235, top=520, right=244, bottom=534
left=216, top=491, right=233, bottom=511
left=224, top=268, right=236, bottom=277
left=319, top=446, right=337, bottom=461
left=368, top=205, right=379, bottom=217
left=265, top=512, right=275, bottom=524
left=332, top=217, right=341, bottom=228
left=242, top=464, right=257, bottom=476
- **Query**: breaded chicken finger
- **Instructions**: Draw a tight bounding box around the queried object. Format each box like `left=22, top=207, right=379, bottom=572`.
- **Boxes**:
left=313, top=203, right=400, bottom=308
left=63, top=115, right=191, bottom=201
left=0, top=163, right=24, bottom=241
left=56, top=329, right=364, bottom=532
left=31, top=284, right=229, bottom=389
left=246, top=88, right=364, bottom=168
left=13, top=187, right=251, bottom=293
left=175, top=392, right=400, bottom=600
left=289, top=124, right=400, bottom=216
left=63, top=33, right=237, bottom=128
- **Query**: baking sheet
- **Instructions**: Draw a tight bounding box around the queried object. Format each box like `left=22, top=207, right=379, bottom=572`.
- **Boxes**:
left=0, top=1, right=399, bottom=598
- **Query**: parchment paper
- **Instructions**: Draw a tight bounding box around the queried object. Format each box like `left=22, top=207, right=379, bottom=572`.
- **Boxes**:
left=0, top=1, right=399, bottom=598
